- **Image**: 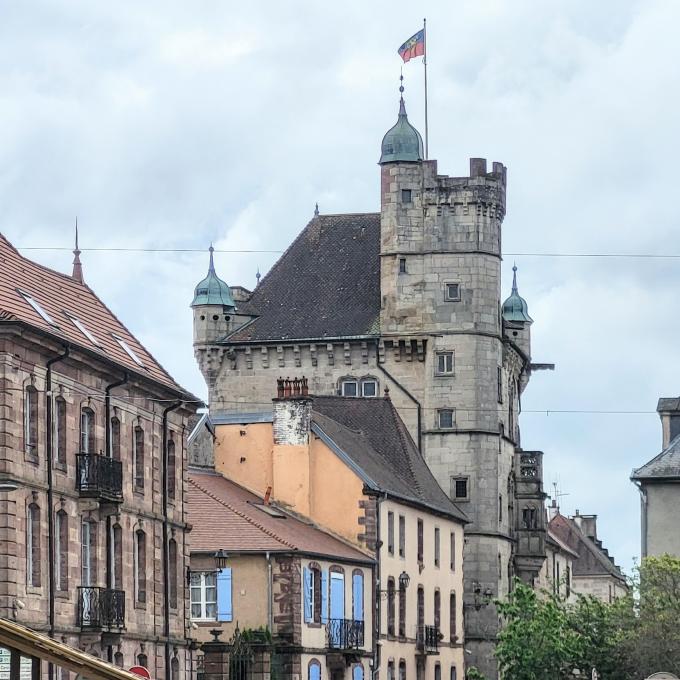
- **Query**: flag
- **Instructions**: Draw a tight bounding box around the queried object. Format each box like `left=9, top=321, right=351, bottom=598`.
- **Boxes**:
left=398, top=29, right=425, bottom=63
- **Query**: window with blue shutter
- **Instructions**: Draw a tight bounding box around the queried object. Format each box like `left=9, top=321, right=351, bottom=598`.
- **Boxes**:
left=216, top=568, right=232, bottom=622
left=353, top=665, right=364, bottom=680
left=352, top=572, right=364, bottom=621
left=303, top=567, right=313, bottom=622
left=321, top=570, right=328, bottom=624
left=308, top=661, right=321, bottom=680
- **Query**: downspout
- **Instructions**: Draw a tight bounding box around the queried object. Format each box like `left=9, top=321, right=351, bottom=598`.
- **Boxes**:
left=266, top=552, right=273, bottom=632
left=372, top=492, right=386, bottom=680
left=633, top=480, right=648, bottom=558
left=163, top=401, right=182, bottom=680
left=375, top=343, right=422, bottom=452
left=105, top=373, right=128, bottom=458
left=45, top=343, right=70, bottom=680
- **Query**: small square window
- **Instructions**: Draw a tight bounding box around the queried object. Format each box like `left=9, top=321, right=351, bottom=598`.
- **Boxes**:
left=451, top=477, right=468, bottom=501
left=445, top=283, right=460, bottom=301
left=435, top=352, right=454, bottom=375
left=438, top=409, right=455, bottom=429
left=362, top=380, right=377, bottom=397
left=341, top=380, right=358, bottom=397
left=401, top=189, right=412, bottom=203
left=399, top=258, right=407, bottom=274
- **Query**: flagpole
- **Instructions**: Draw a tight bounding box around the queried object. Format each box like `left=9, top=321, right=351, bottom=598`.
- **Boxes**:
left=423, top=17, right=429, bottom=160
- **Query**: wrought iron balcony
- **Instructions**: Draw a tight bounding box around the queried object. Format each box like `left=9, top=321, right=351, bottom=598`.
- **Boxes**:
left=78, top=587, right=125, bottom=630
left=416, top=625, right=440, bottom=654
left=327, top=618, right=364, bottom=650
left=76, top=453, right=123, bottom=501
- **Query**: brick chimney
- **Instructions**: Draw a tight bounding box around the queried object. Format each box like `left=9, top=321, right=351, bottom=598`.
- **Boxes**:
left=271, top=377, right=313, bottom=514
left=657, top=398, right=680, bottom=449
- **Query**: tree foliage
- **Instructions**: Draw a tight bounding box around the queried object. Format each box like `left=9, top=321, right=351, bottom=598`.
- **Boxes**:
left=467, top=554, right=680, bottom=680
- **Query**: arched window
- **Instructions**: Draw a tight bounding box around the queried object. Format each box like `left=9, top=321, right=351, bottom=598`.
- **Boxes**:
left=114, top=652, right=124, bottom=668
left=80, top=407, right=95, bottom=453
left=55, top=510, right=68, bottom=591
left=450, top=667, right=457, bottom=680
left=26, top=503, right=41, bottom=587
left=522, top=506, right=537, bottom=530
left=387, top=577, right=395, bottom=636
left=398, top=577, right=406, bottom=637
left=170, top=657, right=179, bottom=680
left=54, top=397, right=67, bottom=466
left=398, top=660, right=406, bottom=680
left=24, top=385, right=38, bottom=455
left=352, top=570, right=364, bottom=622
left=137, top=654, right=148, bottom=669
left=434, top=589, right=441, bottom=631
left=81, top=519, right=97, bottom=586
left=352, top=665, right=364, bottom=680
left=449, top=592, right=457, bottom=641
left=134, top=426, right=145, bottom=490
left=167, top=434, right=176, bottom=500
left=387, top=661, right=395, bottom=680
left=134, top=529, right=146, bottom=603
left=110, top=417, right=121, bottom=461
left=308, top=660, right=321, bottom=680
left=434, top=665, right=441, bottom=680
left=109, top=523, right=123, bottom=590
left=169, top=538, right=178, bottom=609
left=417, top=586, right=424, bottom=630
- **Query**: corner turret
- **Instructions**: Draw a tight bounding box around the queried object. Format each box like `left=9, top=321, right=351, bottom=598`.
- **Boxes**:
left=191, top=246, right=235, bottom=346
left=502, top=265, right=532, bottom=358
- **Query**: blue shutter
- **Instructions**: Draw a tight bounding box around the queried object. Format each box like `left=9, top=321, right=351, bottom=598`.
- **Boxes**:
left=321, top=571, right=328, bottom=624
left=216, top=568, right=232, bottom=622
left=303, top=567, right=313, bottom=622
left=309, top=663, right=321, bottom=680
left=353, top=572, right=364, bottom=621
left=353, top=665, right=364, bottom=680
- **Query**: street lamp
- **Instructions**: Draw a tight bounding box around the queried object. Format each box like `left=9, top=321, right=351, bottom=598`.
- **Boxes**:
left=378, top=571, right=410, bottom=598
left=187, top=549, right=230, bottom=585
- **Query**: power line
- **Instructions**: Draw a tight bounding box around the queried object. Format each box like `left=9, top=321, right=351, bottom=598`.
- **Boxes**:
left=14, top=245, right=680, bottom=259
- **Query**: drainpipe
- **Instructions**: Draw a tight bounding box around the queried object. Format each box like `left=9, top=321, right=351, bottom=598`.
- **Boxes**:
left=163, top=401, right=182, bottom=680
left=105, top=373, right=128, bottom=457
left=633, top=480, right=648, bottom=558
left=372, top=492, right=386, bottom=680
left=375, top=344, right=422, bottom=451
left=45, top=343, right=69, bottom=680
left=266, top=552, right=273, bottom=632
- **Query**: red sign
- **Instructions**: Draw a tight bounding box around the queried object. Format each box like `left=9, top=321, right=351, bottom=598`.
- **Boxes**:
left=129, top=666, right=151, bottom=679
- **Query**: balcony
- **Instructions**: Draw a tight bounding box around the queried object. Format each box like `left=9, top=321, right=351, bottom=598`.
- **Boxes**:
left=416, top=625, right=440, bottom=654
left=76, top=453, right=123, bottom=502
left=327, top=618, right=364, bottom=650
left=78, top=587, right=125, bottom=630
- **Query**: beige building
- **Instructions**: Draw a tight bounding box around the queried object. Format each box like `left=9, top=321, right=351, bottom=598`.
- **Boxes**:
left=548, top=512, right=627, bottom=602
left=187, top=468, right=374, bottom=680
left=191, top=380, right=468, bottom=680
left=0, top=234, right=197, bottom=678
left=631, top=398, right=680, bottom=558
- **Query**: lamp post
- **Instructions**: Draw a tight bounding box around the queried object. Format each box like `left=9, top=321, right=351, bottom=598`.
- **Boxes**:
left=187, top=550, right=230, bottom=585
left=378, top=571, right=410, bottom=598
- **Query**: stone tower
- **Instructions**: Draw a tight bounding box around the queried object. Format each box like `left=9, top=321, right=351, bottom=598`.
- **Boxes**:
left=191, top=91, right=547, bottom=680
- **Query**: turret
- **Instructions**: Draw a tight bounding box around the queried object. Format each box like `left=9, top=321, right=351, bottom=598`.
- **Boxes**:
left=502, top=265, right=532, bottom=358
left=191, top=246, right=236, bottom=346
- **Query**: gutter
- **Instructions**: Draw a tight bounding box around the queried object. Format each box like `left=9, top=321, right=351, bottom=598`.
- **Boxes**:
left=162, top=401, right=182, bottom=680
left=371, top=492, right=386, bottom=680
left=45, top=343, right=69, bottom=680
left=632, top=480, right=648, bottom=558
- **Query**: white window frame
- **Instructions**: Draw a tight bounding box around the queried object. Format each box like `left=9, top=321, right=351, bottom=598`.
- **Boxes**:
left=444, top=282, right=461, bottom=301
left=361, top=379, right=378, bottom=397
left=18, top=289, right=56, bottom=325
left=437, top=409, right=455, bottom=429
left=65, top=312, right=101, bottom=347
left=81, top=520, right=93, bottom=586
left=190, top=571, right=218, bottom=621
left=435, top=352, right=454, bottom=376
left=341, top=379, right=358, bottom=397
left=112, top=334, right=144, bottom=367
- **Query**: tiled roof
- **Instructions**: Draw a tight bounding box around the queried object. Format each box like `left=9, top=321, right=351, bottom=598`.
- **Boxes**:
left=311, top=396, right=468, bottom=523
left=546, top=528, right=579, bottom=558
left=0, top=234, right=192, bottom=396
left=548, top=514, right=625, bottom=581
left=226, top=213, right=381, bottom=342
left=632, top=434, right=680, bottom=481
left=188, top=468, right=373, bottom=562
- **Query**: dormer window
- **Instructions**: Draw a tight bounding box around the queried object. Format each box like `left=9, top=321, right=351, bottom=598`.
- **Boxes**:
left=112, top=334, right=144, bottom=367
left=18, top=290, right=56, bottom=326
left=340, top=377, right=379, bottom=398
left=65, top=312, right=100, bottom=347
left=341, top=379, right=358, bottom=397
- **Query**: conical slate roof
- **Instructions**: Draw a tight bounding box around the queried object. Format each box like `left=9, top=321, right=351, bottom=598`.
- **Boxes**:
left=191, top=246, right=235, bottom=308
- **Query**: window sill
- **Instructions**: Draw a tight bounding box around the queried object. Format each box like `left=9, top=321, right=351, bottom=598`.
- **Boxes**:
left=434, top=373, right=455, bottom=378
left=133, top=488, right=145, bottom=496
left=54, top=591, right=70, bottom=600
left=134, top=601, right=147, bottom=610
left=305, top=622, right=322, bottom=629
left=53, top=463, right=67, bottom=473
left=193, top=620, right=220, bottom=626
left=26, top=585, right=42, bottom=595
left=24, top=453, right=39, bottom=465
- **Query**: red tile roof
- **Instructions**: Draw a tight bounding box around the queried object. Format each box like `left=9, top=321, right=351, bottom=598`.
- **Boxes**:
left=188, top=468, right=373, bottom=562
left=0, top=234, right=191, bottom=396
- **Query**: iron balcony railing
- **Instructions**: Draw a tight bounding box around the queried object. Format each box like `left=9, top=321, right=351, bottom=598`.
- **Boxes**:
left=76, top=453, right=123, bottom=501
left=327, top=618, right=364, bottom=649
left=78, top=587, right=125, bottom=630
left=416, top=625, right=440, bottom=654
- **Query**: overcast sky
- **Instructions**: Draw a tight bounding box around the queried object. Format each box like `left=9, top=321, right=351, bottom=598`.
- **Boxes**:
left=2, top=0, right=678, bottom=573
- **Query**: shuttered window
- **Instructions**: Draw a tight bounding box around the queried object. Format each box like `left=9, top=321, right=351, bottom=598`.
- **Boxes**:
left=216, top=568, right=233, bottom=621
left=352, top=571, right=364, bottom=621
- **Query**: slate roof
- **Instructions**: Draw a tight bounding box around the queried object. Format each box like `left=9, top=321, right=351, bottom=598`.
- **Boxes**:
left=548, top=514, right=626, bottom=582
left=631, top=434, right=680, bottom=481
left=311, top=396, right=468, bottom=523
left=0, top=233, right=193, bottom=397
left=188, top=468, right=372, bottom=562
left=226, top=213, right=381, bottom=343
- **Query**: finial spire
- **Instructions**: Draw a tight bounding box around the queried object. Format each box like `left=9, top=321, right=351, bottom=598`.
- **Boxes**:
left=256, top=267, right=261, bottom=287
left=208, top=244, right=215, bottom=273
left=72, top=217, right=84, bottom=284
left=314, top=202, right=319, bottom=217
left=511, top=263, right=518, bottom=293
left=398, top=71, right=407, bottom=115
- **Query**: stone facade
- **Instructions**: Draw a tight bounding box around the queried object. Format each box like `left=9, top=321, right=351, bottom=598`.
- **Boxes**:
left=0, top=325, right=195, bottom=679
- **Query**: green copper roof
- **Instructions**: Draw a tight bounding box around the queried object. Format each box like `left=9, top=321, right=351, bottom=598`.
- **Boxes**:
left=502, top=266, right=533, bottom=323
left=191, top=246, right=235, bottom=308
left=379, top=97, right=424, bottom=164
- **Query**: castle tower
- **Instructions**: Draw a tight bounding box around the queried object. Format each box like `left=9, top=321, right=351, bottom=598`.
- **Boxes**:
left=378, top=93, right=542, bottom=678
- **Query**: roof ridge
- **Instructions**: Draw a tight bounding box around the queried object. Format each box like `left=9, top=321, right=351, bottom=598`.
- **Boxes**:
left=188, top=476, right=297, bottom=550
left=387, top=398, right=424, bottom=498
left=632, top=432, right=680, bottom=476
